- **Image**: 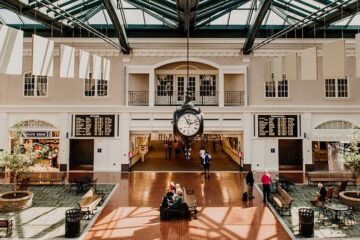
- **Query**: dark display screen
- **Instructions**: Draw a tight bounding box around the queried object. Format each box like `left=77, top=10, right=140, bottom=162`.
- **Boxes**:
left=75, top=115, right=115, bottom=137
left=258, top=115, right=298, bottom=137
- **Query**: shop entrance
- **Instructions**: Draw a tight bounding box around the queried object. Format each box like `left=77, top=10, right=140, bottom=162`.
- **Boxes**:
left=129, top=132, right=242, bottom=171
left=279, top=139, right=303, bottom=171
left=312, top=141, right=347, bottom=171
left=69, top=139, right=94, bottom=171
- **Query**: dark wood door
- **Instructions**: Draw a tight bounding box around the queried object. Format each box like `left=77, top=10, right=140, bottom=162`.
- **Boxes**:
left=279, top=139, right=303, bottom=171
left=69, top=139, right=94, bottom=171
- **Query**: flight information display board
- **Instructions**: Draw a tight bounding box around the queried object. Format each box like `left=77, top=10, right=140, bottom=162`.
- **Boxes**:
left=258, top=115, right=298, bottom=137
left=75, top=114, right=115, bottom=137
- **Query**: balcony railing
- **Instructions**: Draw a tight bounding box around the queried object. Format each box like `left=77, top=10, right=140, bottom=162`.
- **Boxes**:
left=128, top=91, right=245, bottom=106
left=155, top=91, right=218, bottom=106
left=224, top=91, right=245, bottom=106
left=128, top=91, right=148, bottom=106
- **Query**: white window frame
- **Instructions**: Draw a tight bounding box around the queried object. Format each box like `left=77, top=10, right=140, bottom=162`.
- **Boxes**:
left=83, top=73, right=109, bottom=98
left=324, top=77, right=349, bottom=99
left=264, top=77, right=289, bottom=99
left=23, top=71, right=48, bottom=97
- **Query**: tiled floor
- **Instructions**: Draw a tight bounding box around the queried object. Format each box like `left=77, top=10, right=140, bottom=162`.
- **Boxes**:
left=131, top=140, right=240, bottom=171
left=0, top=184, right=115, bottom=238
left=84, top=172, right=291, bottom=240
left=278, top=185, right=360, bottom=239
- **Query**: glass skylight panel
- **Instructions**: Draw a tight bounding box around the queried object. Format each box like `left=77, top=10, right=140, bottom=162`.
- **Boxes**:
left=349, top=13, right=360, bottom=26
left=209, top=13, right=229, bottom=25
left=124, top=9, right=145, bottom=24
left=88, top=10, right=108, bottom=24
left=238, top=1, right=252, bottom=9
left=0, top=9, right=23, bottom=24
left=119, top=0, right=137, bottom=9
left=228, top=10, right=249, bottom=25
left=265, top=11, right=285, bottom=25
left=144, top=13, right=163, bottom=25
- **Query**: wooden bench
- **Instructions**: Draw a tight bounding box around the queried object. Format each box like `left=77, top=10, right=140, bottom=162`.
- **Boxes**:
left=0, top=219, right=12, bottom=237
left=308, top=171, right=356, bottom=186
left=270, top=185, right=293, bottom=216
left=77, top=188, right=104, bottom=219
left=18, top=172, right=66, bottom=186
left=183, top=187, right=198, bottom=219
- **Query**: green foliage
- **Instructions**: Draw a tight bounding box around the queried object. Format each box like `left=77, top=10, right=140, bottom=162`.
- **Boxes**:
left=343, top=132, right=360, bottom=193
left=0, top=123, right=43, bottom=190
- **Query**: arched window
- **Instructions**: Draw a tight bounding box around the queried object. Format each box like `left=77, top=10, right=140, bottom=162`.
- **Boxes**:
left=23, top=72, right=48, bottom=97
left=315, top=120, right=359, bottom=129
left=10, top=120, right=57, bottom=130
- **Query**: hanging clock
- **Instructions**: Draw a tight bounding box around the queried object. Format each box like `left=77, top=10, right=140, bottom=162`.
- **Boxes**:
left=173, top=93, right=204, bottom=159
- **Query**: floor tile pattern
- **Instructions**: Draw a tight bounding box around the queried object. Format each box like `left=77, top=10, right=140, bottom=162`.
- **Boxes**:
left=85, top=172, right=291, bottom=240
left=0, top=184, right=115, bottom=239
left=272, top=185, right=360, bottom=239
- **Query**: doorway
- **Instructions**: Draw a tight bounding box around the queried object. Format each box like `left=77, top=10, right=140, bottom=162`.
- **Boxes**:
left=69, top=139, right=94, bottom=171
left=175, top=75, right=198, bottom=104
left=279, top=139, right=303, bottom=171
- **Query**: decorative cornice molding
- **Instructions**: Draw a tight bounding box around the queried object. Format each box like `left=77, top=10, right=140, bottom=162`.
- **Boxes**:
left=132, top=49, right=241, bottom=57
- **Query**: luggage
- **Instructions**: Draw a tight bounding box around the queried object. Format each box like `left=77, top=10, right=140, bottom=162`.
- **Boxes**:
left=242, top=192, right=248, bottom=201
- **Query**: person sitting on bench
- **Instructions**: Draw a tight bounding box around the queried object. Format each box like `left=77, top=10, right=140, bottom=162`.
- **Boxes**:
left=166, top=181, right=176, bottom=200
left=169, top=189, right=183, bottom=209
left=311, top=183, right=327, bottom=207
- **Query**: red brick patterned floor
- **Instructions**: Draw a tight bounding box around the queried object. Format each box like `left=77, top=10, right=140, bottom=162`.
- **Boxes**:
left=83, top=172, right=291, bottom=240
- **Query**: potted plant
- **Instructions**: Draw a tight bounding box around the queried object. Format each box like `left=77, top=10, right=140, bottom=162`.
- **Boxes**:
left=339, top=131, right=360, bottom=210
left=0, top=123, right=37, bottom=191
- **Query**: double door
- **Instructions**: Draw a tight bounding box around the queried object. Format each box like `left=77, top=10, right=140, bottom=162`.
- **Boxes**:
left=175, top=75, right=199, bottom=104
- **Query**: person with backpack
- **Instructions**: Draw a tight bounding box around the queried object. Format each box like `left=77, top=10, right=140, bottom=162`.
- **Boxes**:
left=246, top=170, right=255, bottom=200
left=203, top=151, right=211, bottom=178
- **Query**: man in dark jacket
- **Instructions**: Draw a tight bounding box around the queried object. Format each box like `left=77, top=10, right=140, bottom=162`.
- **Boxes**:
left=246, top=170, right=255, bottom=200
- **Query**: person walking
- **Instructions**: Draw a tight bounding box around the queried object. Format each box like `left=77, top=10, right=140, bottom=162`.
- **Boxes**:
left=246, top=170, right=255, bottom=200
left=203, top=151, right=211, bottom=179
left=261, top=169, right=272, bottom=204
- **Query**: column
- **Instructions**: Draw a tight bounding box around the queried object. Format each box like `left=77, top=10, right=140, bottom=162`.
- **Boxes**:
left=59, top=113, right=70, bottom=170
left=0, top=113, right=8, bottom=151
left=125, top=67, right=129, bottom=106
left=218, top=70, right=224, bottom=107
left=149, top=71, right=155, bottom=107
left=302, top=113, right=312, bottom=167
left=119, top=113, right=131, bottom=170
left=243, top=113, right=252, bottom=165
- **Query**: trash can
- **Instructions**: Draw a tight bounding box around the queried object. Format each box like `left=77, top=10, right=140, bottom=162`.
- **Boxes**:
left=298, top=208, right=314, bottom=237
left=65, top=208, right=82, bottom=238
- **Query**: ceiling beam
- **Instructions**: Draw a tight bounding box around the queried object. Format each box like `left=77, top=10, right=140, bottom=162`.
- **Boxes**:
left=125, top=0, right=178, bottom=23
left=55, top=1, right=102, bottom=21
left=176, top=0, right=199, bottom=31
left=196, top=0, right=249, bottom=23
left=243, top=0, right=272, bottom=54
left=305, top=0, right=360, bottom=32
left=0, top=0, right=70, bottom=32
left=101, top=0, right=130, bottom=54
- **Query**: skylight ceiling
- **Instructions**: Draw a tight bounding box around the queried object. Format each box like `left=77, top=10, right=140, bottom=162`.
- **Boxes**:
left=0, top=0, right=360, bottom=54
left=0, top=0, right=359, bottom=28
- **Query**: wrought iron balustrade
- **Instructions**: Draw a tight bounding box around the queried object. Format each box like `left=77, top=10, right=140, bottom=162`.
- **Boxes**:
left=128, top=91, right=149, bottom=106
left=224, top=91, right=245, bottom=106
left=155, top=91, right=218, bottom=106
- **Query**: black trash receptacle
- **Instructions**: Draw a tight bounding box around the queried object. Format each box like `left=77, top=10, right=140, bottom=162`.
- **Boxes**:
left=298, top=208, right=314, bottom=237
left=65, top=209, right=82, bottom=238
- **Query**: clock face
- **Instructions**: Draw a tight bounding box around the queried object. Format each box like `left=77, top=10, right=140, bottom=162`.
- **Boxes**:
left=177, top=113, right=201, bottom=136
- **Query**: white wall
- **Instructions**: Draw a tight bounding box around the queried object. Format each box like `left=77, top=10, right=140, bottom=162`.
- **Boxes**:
left=94, top=139, right=122, bottom=172
left=251, top=139, right=278, bottom=172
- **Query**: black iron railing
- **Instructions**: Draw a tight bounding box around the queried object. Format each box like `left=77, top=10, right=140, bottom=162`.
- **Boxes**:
left=128, top=91, right=149, bottom=106
left=224, top=91, right=245, bottom=106
left=155, top=91, right=218, bottom=106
